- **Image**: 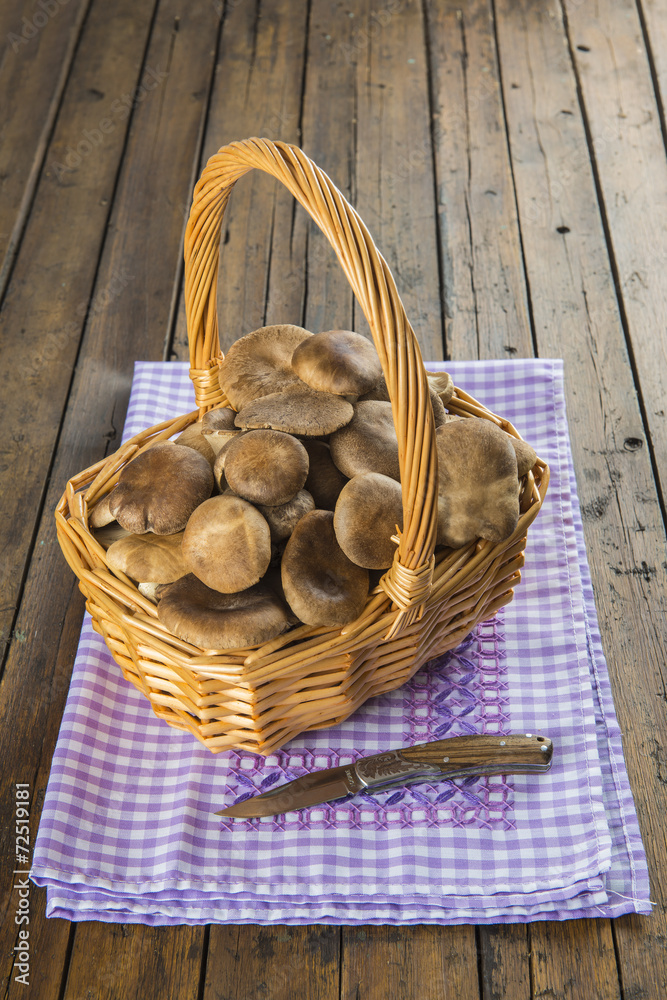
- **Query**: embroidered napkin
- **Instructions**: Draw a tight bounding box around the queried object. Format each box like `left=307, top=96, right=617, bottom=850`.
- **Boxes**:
left=31, top=359, right=651, bottom=923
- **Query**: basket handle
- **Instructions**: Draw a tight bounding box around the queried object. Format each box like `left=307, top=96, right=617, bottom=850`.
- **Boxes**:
left=183, top=138, right=437, bottom=634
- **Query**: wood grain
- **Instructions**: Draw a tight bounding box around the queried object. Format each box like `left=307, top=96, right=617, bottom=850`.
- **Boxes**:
left=204, top=926, right=340, bottom=1000
left=566, top=0, right=667, bottom=504
left=425, top=0, right=532, bottom=360
left=0, top=0, right=157, bottom=666
left=0, top=0, right=91, bottom=298
left=496, top=0, right=667, bottom=994
left=341, top=925, right=479, bottom=1000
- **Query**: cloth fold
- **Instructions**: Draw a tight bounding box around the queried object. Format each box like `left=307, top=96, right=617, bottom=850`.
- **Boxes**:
left=32, top=359, right=651, bottom=923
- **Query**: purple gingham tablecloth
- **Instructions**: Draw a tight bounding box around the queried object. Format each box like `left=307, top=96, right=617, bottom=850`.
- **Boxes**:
left=31, top=359, right=651, bottom=924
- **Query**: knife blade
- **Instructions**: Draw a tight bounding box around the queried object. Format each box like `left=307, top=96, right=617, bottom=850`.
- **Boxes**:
left=215, top=732, right=553, bottom=819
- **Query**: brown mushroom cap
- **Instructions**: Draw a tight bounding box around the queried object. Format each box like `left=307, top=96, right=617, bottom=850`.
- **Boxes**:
left=223, top=429, right=309, bottom=505
left=201, top=407, right=241, bottom=456
left=157, top=574, right=293, bottom=650
left=109, top=442, right=214, bottom=535
left=256, top=489, right=315, bottom=542
left=328, top=400, right=400, bottom=481
left=107, top=531, right=187, bottom=584
left=182, top=494, right=271, bottom=593
left=175, top=422, right=216, bottom=466
left=291, top=329, right=383, bottom=396
left=359, top=374, right=447, bottom=426
left=235, top=386, right=354, bottom=436
left=281, top=509, right=369, bottom=626
left=508, top=435, right=538, bottom=478
left=217, top=324, right=313, bottom=411
left=333, top=473, right=403, bottom=569
left=302, top=440, right=348, bottom=510
left=435, top=418, right=520, bottom=548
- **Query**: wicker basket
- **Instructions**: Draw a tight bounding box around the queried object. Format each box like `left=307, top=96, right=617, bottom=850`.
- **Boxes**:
left=55, top=138, right=549, bottom=756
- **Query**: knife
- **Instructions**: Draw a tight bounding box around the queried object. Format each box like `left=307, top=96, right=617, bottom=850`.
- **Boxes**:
left=215, top=732, right=553, bottom=819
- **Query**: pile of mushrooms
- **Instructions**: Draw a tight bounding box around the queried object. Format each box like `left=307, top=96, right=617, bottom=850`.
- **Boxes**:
left=92, top=325, right=536, bottom=650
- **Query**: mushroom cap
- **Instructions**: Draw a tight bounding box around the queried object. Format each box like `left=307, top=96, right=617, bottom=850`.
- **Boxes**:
left=435, top=418, right=520, bottom=548
left=235, top=386, right=354, bottom=436
left=359, top=373, right=447, bottom=426
left=157, top=574, right=293, bottom=650
left=302, top=440, right=348, bottom=510
left=291, top=329, right=383, bottom=396
left=508, top=435, right=538, bottom=478
left=107, top=531, right=187, bottom=583
left=333, top=473, right=403, bottom=569
left=223, top=429, right=309, bottom=505
left=175, top=422, right=216, bottom=466
left=256, top=489, right=315, bottom=543
left=217, top=324, right=313, bottom=411
left=281, top=509, right=369, bottom=626
left=427, top=370, right=455, bottom=405
left=109, top=442, right=214, bottom=535
left=329, top=400, right=401, bottom=481
left=201, top=407, right=242, bottom=456
left=182, top=494, right=271, bottom=593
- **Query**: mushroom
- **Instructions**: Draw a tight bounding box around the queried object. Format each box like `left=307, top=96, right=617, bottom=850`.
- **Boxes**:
left=234, top=386, right=354, bottom=436
left=427, top=370, right=455, bottom=406
left=201, top=407, right=241, bottom=455
left=333, top=473, right=403, bottom=569
left=107, top=531, right=187, bottom=583
left=175, top=422, right=216, bottom=466
left=256, top=489, right=315, bottom=543
left=157, top=574, right=293, bottom=650
left=109, top=442, right=214, bottom=535
left=89, top=491, right=117, bottom=528
left=217, top=324, right=313, bottom=410
left=281, top=509, right=369, bottom=626
left=182, top=494, right=271, bottom=594
left=302, top=440, right=348, bottom=510
left=291, top=329, right=383, bottom=396
left=508, top=435, right=538, bottom=478
left=328, top=400, right=400, bottom=481
left=435, top=418, right=520, bottom=549
left=223, top=429, right=309, bottom=505
left=360, top=374, right=448, bottom=426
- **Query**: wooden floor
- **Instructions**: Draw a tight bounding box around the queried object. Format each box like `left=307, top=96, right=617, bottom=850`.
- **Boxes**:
left=1, top=0, right=666, bottom=996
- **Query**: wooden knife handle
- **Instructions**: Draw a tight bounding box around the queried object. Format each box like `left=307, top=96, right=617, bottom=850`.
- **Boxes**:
left=399, top=733, right=553, bottom=775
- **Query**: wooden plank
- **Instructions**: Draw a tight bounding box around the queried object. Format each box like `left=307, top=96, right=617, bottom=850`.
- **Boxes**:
left=424, top=0, right=532, bottom=360
left=352, top=0, right=444, bottom=361
left=171, top=0, right=309, bottom=360
left=62, top=923, right=203, bottom=1000
left=341, top=925, right=479, bottom=1000
left=0, top=0, right=91, bottom=298
left=530, top=920, right=621, bottom=1000
left=478, top=924, right=530, bottom=1000
left=0, top=0, right=222, bottom=996
left=205, top=926, right=340, bottom=1000
left=298, top=0, right=359, bottom=336
left=0, top=0, right=157, bottom=666
left=640, top=0, right=667, bottom=115
left=566, top=0, right=667, bottom=504
left=495, top=0, right=667, bottom=995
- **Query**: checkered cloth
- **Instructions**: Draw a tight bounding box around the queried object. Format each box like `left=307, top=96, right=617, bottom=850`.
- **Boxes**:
left=31, top=359, right=651, bottom=923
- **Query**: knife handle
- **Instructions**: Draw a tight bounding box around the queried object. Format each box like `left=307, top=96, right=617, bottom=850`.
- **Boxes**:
left=399, top=733, right=553, bottom=777
left=354, top=733, right=552, bottom=789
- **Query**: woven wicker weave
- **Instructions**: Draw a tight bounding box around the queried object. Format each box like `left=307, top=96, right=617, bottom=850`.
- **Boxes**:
left=55, top=138, right=549, bottom=755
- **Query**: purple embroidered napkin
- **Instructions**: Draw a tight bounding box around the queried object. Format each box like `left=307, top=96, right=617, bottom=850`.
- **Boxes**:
left=31, top=359, right=651, bottom=923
